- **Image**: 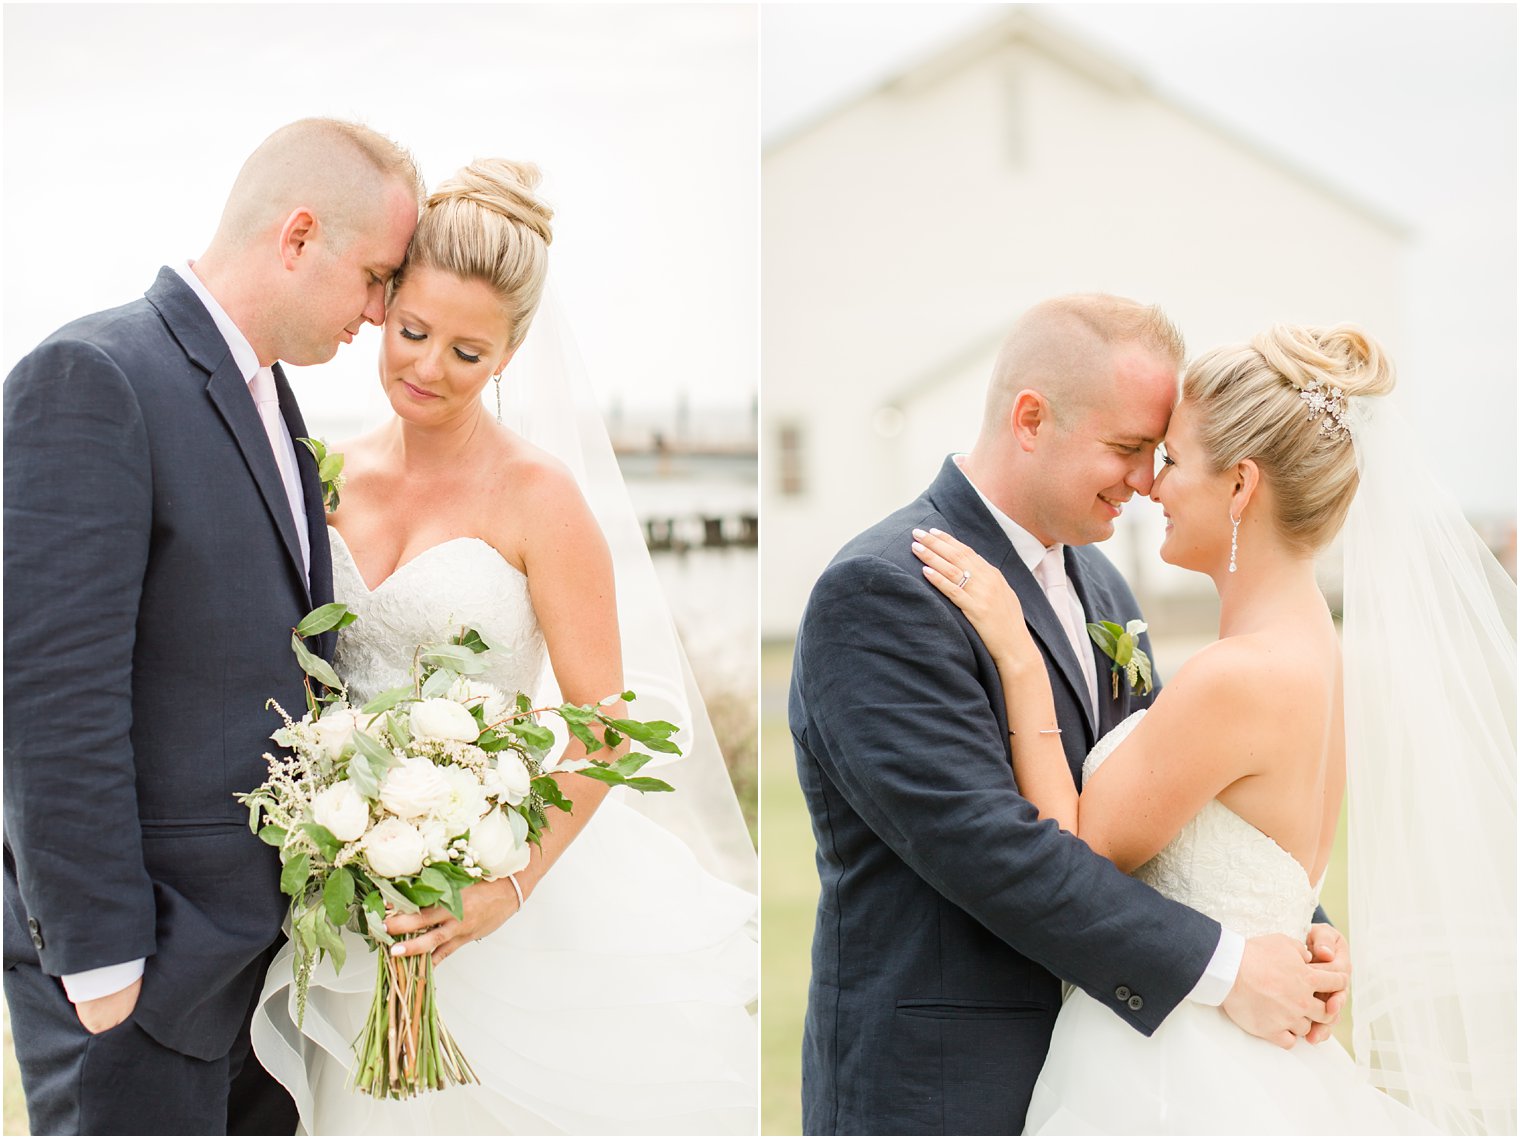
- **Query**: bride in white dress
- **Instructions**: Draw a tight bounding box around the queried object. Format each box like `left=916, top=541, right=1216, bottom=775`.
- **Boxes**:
left=913, top=324, right=1514, bottom=1134
left=250, top=160, right=758, bottom=1134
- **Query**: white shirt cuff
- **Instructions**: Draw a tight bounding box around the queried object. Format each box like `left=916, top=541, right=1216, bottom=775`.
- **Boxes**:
left=1187, top=927, right=1244, bottom=1006
left=59, top=959, right=144, bottom=1003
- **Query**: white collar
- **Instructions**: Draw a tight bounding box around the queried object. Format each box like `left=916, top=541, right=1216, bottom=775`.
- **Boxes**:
left=170, top=261, right=260, bottom=384
left=952, top=453, right=1062, bottom=575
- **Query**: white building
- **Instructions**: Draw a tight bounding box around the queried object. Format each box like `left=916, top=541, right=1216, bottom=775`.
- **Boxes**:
left=761, top=9, right=1407, bottom=639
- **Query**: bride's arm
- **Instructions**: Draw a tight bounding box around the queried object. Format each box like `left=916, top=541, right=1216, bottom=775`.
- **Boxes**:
left=912, top=528, right=1265, bottom=872
left=390, top=459, right=624, bottom=963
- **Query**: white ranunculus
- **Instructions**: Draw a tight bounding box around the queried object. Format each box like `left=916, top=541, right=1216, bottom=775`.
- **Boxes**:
left=378, top=758, right=452, bottom=819
left=494, top=753, right=532, bottom=806
left=364, top=818, right=427, bottom=878
left=408, top=698, right=480, bottom=743
left=313, top=705, right=361, bottom=759
left=471, top=809, right=531, bottom=879
left=310, top=779, right=370, bottom=842
left=416, top=818, right=449, bottom=864
left=437, top=765, right=489, bottom=835
left=446, top=677, right=510, bottom=731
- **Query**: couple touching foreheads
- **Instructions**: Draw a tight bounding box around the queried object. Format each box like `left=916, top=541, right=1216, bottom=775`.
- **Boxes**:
left=4, top=118, right=757, bottom=1135
left=790, top=296, right=1515, bottom=1133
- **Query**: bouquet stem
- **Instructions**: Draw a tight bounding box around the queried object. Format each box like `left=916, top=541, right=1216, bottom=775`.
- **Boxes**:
left=349, top=936, right=479, bottom=1098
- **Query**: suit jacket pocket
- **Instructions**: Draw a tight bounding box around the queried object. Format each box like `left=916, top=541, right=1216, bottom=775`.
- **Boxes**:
left=887, top=998, right=1058, bottom=1134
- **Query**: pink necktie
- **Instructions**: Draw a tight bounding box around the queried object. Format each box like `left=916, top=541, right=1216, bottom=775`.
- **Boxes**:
left=248, top=367, right=311, bottom=572
left=1035, top=546, right=1097, bottom=714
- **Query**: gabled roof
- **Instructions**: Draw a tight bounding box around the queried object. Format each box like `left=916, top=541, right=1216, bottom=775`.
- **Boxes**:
left=766, top=7, right=1410, bottom=239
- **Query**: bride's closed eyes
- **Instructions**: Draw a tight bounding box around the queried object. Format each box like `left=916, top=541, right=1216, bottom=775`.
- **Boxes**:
left=396, top=325, right=484, bottom=364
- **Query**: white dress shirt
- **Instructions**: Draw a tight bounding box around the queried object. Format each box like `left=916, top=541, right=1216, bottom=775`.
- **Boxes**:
left=60, top=262, right=311, bottom=1005
left=952, top=456, right=1244, bottom=1006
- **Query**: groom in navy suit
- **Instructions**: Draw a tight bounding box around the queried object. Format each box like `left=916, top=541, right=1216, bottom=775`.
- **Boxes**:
left=3, top=119, right=421, bottom=1134
left=790, top=295, right=1350, bottom=1134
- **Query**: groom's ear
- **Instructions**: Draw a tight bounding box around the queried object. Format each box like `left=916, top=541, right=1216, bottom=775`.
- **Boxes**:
left=278, top=208, right=319, bottom=270
left=1010, top=389, right=1047, bottom=451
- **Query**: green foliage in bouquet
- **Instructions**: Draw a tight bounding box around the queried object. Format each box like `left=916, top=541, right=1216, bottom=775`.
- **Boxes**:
left=238, top=602, right=678, bottom=1099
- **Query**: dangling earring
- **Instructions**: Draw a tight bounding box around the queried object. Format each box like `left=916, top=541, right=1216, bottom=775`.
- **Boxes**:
left=493, top=374, right=502, bottom=424
left=1228, top=514, right=1240, bottom=574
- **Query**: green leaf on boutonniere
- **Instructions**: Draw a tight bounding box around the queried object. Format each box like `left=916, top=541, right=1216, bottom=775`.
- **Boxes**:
left=1086, top=618, right=1155, bottom=698
left=297, top=437, right=344, bottom=514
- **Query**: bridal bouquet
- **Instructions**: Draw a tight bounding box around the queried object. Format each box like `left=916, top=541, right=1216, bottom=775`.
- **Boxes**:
left=238, top=603, right=678, bottom=1100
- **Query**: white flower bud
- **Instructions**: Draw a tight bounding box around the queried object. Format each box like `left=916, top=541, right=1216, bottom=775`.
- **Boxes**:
left=364, top=818, right=427, bottom=878
left=310, top=779, right=370, bottom=842
left=471, top=809, right=531, bottom=879
left=494, top=754, right=532, bottom=807
left=313, top=705, right=361, bottom=760
left=408, top=698, right=480, bottom=743
left=379, top=758, right=452, bottom=819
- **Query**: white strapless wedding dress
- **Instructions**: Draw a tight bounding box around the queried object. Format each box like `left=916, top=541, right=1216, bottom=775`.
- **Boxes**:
left=250, top=531, right=758, bottom=1135
left=1025, top=711, right=1431, bottom=1135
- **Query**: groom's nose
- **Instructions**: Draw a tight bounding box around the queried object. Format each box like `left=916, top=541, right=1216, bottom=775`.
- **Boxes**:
left=1126, top=449, right=1157, bottom=496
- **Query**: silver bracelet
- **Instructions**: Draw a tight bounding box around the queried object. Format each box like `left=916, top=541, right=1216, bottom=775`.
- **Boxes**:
left=506, top=873, right=524, bottom=910
left=1008, top=728, right=1062, bottom=737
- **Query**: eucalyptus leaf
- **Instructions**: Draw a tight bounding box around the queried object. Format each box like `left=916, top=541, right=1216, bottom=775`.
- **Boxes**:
left=1086, top=622, right=1120, bottom=657
left=611, top=753, right=653, bottom=777
left=386, top=710, right=411, bottom=750
left=512, top=723, right=555, bottom=751
left=296, top=603, right=356, bottom=638
left=515, top=692, right=532, bottom=714
left=624, top=775, right=675, bottom=794
left=346, top=753, right=380, bottom=800
left=258, top=824, right=287, bottom=848
left=420, top=644, right=487, bottom=675
left=360, top=685, right=413, bottom=716
left=290, top=633, right=343, bottom=691
left=420, top=667, right=456, bottom=699
left=453, top=627, right=490, bottom=655
left=532, top=776, right=573, bottom=813
left=352, top=729, right=399, bottom=773
left=372, top=875, right=420, bottom=914
left=564, top=719, right=603, bottom=754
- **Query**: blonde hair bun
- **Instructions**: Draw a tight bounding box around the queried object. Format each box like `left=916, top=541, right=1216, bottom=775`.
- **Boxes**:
left=403, top=158, right=554, bottom=350
left=1251, top=323, right=1396, bottom=401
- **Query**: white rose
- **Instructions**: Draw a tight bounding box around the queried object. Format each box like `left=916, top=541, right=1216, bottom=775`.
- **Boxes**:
left=408, top=698, right=480, bottom=743
left=310, top=779, right=370, bottom=842
left=416, top=818, right=450, bottom=863
left=471, top=809, right=531, bottom=879
left=378, top=758, right=452, bottom=819
left=364, top=818, right=426, bottom=878
left=313, top=705, right=361, bottom=759
left=446, top=677, right=511, bottom=730
left=493, top=753, right=532, bottom=807
left=437, top=765, right=489, bottom=835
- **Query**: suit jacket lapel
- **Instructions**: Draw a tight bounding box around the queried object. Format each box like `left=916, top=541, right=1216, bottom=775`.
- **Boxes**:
left=923, top=458, right=1098, bottom=757
left=273, top=365, right=337, bottom=657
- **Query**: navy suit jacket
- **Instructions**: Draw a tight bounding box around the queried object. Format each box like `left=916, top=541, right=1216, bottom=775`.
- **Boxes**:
left=789, top=457, right=1221, bottom=1135
left=3, top=268, right=336, bottom=1061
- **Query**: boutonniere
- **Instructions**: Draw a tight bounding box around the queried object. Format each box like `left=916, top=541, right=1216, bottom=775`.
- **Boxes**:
left=1086, top=619, right=1154, bottom=698
left=297, top=437, right=345, bottom=514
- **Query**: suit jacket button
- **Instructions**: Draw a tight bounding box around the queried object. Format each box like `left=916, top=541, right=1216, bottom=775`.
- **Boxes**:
left=26, top=917, right=43, bottom=950
left=1128, top=994, right=1144, bottom=1011
left=1114, top=985, right=1131, bottom=1001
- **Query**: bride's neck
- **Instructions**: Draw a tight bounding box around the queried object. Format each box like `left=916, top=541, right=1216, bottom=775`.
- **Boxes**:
left=382, top=409, right=495, bottom=474
left=1215, top=548, right=1323, bottom=637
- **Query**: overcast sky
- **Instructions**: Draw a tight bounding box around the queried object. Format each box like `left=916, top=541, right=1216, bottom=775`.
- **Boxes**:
left=761, top=3, right=1517, bottom=516
left=3, top=4, right=757, bottom=432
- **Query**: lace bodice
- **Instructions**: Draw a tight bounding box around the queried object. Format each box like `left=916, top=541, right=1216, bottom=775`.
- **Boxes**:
left=1084, top=711, right=1321, bottom=939
left=329, top=528, right=548, bottom=704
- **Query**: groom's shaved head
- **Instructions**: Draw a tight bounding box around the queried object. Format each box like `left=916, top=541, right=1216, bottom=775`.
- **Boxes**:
left=978, top=294, right=1184, bottom=440
left=213, top=118, right=424, bottom=251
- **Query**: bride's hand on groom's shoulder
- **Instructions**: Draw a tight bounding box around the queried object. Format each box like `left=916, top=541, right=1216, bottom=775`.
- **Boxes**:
left=74, top=977, right=141, bottom=1035
left=911, top=528, right=1034, bottom=666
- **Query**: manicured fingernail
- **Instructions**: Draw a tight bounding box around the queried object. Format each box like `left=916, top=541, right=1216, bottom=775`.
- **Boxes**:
left=911, top=528, right=926, bottom=538
left=929, top=527, right=944, bottom=536
left=390, top=943, right=406, bottom=956
left=922, top=566, right=934, bottom=577
left=912, top=542, right=925, bottom=554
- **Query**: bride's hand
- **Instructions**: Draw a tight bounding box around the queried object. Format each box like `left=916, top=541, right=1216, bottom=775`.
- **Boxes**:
left=384, top=876, right=523, bottom=965
left=912, top=527, right=1036, bottom=666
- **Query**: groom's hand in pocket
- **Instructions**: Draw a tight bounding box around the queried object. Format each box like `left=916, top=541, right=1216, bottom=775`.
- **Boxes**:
left=1304, top=924, right=1351, bottom=1045
left=74, top=977, right=141, bottom=1035
left=1222, top=933, right=1346, bottom=1050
